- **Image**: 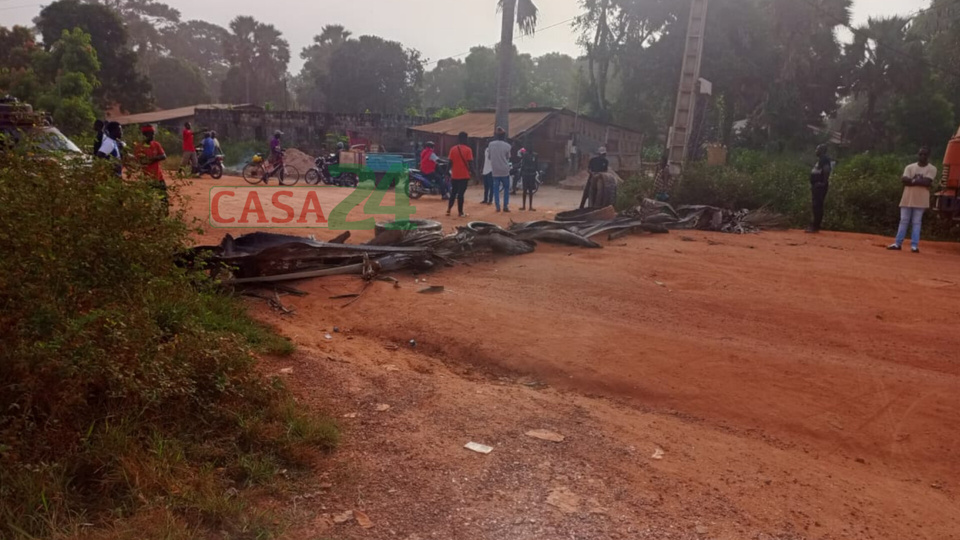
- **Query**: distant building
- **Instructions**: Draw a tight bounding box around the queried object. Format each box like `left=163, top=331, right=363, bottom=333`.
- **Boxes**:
left=410, top=108, right=645, bottom=182
left=109, top=104, right=261, bottom=130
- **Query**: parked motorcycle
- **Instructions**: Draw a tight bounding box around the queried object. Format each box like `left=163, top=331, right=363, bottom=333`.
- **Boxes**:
left=406, top=160, right=451, bottom=200
left=305, top=154, right=359, bottom=187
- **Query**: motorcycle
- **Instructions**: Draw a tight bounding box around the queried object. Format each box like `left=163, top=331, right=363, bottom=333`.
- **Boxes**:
left=406, top=160, right=451, bottom=200
left=195, top=151, right=224, bottom=179
left=305, top=154, right=359, bottom=187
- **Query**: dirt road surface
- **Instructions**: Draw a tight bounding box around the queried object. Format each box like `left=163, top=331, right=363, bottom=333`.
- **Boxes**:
left=181, top=177, right=960, bottom=539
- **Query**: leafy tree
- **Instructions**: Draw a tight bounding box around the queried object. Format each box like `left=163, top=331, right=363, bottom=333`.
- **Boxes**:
left=163, top=20, right=231, bottom=97
left=0, top=26, right=37, bottom=70
left=221, top=16, right=290, bottom=106
left=294, top=25, right=352, bottom=110
left=34, top=0, right=152, bottom=112
left=25, top=28, right=101, bottom=135
left=324, top=35, right=423, bottom=114
left=422, top=58, right=467, bottom=109
left=463, top=46, right=499, bottom=108
left=528, top=52, right=577, bottom=108
left=496, top=0, right=539, bottom=134
left=88, top=0, right=181, bottom=62
left=148, top=56, right=211, bottom=108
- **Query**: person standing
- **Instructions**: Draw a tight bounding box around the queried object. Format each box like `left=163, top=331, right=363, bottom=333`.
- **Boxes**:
left=447, top=131, right=474, bottom=218
left=92, top=119, right=105, bottom=157
left=519, top=148, right=539, bottom=211
left=888, top=146, right=937, bottom=253
left=481, top=145, right=494, bottom=204
left=135, top=124, right=168, bottom=204
left=581, top=147, right=610, bottom=209
left=806, top=144, right=833, bottom=233
left=181, top=122, right=197, bottom=175
left=96, top=121, right=124, bottom=177
left=487, top=127, right=512, bottom=213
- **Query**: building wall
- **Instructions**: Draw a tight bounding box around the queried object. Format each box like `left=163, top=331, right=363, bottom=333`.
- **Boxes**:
left=195, top=110, right=428, bottom=155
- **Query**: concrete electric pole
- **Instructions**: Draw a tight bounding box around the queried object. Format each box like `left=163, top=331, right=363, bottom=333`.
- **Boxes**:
left=666, top=0, right=710, bottom=178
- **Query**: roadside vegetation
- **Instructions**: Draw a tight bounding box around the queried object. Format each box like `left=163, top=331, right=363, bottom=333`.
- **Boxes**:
left=0, top=147, right=337, bottom=539
left=619, top=150, right=960, bottom=238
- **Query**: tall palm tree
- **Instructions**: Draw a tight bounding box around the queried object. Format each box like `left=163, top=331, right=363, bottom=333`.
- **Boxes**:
left=495, top=0, right=538, bottom=135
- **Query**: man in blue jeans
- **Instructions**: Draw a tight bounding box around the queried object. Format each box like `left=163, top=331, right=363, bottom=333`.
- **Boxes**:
left=487, top=127, right=513, bottom=213
left=888, top=146, right=937, bottom=254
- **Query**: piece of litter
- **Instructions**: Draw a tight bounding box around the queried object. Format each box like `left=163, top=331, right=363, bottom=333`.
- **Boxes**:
left=418, top=285, right=445, bottom=294
left=651, top=448, right=665, bottom=460
left=464, top=442, right=493, bottom=454
left=279, top=367, right=294, bottom=374
left=654, top=281, right=666, bottom=287
left=385, top=344, right=399, bottom=351
left=409, top=339, right=417, bottom=348
left=333, top=510, right=354, bottom=524
left=375, top=404, right=391, bottom=412
left=353, top=510, right=374, bottom=529
left=324, top=333, right=333, bottom=340
left=333, top=326, right=340, bottom=333
left=343, top=412, right=358, bottom=418
left=525, top=429, right=565, bottom=443
left=546, top=487, right=580, bottom=514
left=384, top=364, right=400, bottom=372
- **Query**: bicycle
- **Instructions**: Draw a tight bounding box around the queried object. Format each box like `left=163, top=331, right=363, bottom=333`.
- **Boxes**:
left=242, top=153, right=301, bottom=185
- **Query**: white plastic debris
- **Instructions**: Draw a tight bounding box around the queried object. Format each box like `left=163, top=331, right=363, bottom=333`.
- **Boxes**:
left=464, top=442, right=494, bottom=454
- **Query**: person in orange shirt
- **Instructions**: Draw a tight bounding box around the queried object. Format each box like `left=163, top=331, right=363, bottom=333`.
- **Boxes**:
left=135, top=124, right=169, bottom=205
left=447, top=131, right=474, bottom=218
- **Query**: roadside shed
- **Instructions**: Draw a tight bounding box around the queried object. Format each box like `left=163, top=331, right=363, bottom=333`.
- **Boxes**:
left=109, top=104, right=260, bottom=130
left=410, top=108, right=644, bottom=182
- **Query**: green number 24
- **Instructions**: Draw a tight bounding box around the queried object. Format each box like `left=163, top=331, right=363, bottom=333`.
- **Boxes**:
left=327, top=173, right=416, bottom=230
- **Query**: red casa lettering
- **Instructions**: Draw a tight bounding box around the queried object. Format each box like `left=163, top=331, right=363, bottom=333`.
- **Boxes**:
left=297, top=191, right=328, bottom=224
left=211, top=190, right=235, bottom=224
left=272, top=191, right=295, bottom=223
left=239, top=191, right=267, bottom=224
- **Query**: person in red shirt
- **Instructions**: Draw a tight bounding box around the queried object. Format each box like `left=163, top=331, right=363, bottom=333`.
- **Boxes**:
left=446, top=131, right=474, bottom=218
left=181, top=121, right=197, bottom=175
left=135, top=124, right=169, bottom=205
left=419, top=141, right=449, bottom=200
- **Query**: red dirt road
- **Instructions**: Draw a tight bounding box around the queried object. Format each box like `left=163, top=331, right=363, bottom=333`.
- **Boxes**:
left=182, top=177, right=960, bottom=539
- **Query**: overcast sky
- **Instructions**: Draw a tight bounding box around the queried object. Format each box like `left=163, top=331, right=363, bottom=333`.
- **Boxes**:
left=0, top=0, right=933, bottom=72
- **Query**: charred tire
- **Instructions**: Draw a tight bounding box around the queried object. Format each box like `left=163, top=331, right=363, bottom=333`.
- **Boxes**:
left=374, top=219, right=443, bottom=236
left=466, top=221, right=512, bottom=235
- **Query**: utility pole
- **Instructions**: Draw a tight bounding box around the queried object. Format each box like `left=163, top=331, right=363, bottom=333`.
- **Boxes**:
left=666, top=0, right=710, bottom=178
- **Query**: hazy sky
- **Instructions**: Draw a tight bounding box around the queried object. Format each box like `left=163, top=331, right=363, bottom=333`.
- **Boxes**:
left=0, top=0, right=933, bottom=72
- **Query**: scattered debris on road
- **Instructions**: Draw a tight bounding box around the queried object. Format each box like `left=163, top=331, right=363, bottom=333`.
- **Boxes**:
left=546, top=487, right=581, bottom=514
left=652, top=448, right=665, bottom=460
left=464, top=442, right=494, bottom=454
left=353, top=510, right=374, bottom=529
left=525, top=429, right=565, bottom=442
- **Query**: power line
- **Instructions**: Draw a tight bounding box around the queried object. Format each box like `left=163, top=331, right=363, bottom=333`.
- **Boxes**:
left=424, top=16, right=577, bottom=68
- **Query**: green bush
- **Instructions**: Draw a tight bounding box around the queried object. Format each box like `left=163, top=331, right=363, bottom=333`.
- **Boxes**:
left=0, top=147, right=335, bottom=538
left=635, top=149, right=960, bottom=238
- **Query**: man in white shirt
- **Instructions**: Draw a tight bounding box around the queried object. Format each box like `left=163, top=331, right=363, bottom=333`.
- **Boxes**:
left=481, top=145, right=494, bottom=204
left=96, top=121, right=124, bottom=177
left=486, top=127, right=513, bottom=213
left=888, top=146, right=937, bottom=253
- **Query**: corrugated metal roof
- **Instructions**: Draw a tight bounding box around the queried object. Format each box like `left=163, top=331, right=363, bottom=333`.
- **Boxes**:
left=110, top=104, right=251, bottom=125
left=410, top=110, right=555, bottom=139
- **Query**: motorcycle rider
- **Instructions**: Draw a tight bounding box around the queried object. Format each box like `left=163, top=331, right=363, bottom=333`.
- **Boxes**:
left=199, top=131, right=217, bottom=171
left=419, top=141, right=449, bottom=200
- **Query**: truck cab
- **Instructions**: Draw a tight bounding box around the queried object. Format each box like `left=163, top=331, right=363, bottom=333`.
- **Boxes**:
left=0, top=97, right=84, bottom=156
left=935, top=125, right=960, bottom=220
